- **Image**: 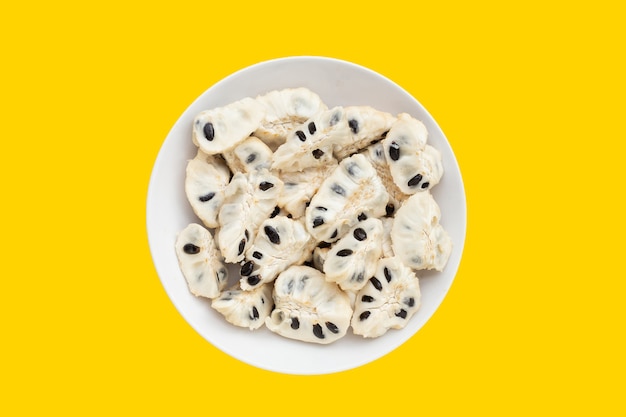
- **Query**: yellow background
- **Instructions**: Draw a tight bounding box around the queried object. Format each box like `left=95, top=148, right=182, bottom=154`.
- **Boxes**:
left=2, top=1, right=624, bottom=415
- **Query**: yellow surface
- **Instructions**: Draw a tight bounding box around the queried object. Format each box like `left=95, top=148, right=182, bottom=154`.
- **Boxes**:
left=1, top=1, right=624, bottom=415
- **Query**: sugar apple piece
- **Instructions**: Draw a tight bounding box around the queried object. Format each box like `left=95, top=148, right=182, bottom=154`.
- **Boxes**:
left=311, top=244, right=331, bottom=271
left=185, top=149, right=231, bottom=228
left=217, top=170, right=284, bottom=263
left=254, top=87, right=328, bottom=151
left=333, top=106, right=396, bottom=160
left=222, top=136, right=273, bottom=174
left=271, top=107, right=348, bottom=172
left=381, top=217, right=395, bottom=258
left=275, top=160, right=338, bottom=219
left=304, top=153, right=389, bottom=243
left=211, top=283, right=273, bottom=330
left=382, top=113, right=444, bottom=194
left=391, top=191, right=452, bottom=271
left=192, top=97, right=265, bottom=155
left=239, top=216, right=315, bottom=290
left=361, top=142, right=409, bottom=217
left=323, top=219, right=384, bottom=292
left=175, top=223, right=228, bottom=299
left=265, top=266, right=353, bottom=344
left=351, top=257, right=421, bottom=338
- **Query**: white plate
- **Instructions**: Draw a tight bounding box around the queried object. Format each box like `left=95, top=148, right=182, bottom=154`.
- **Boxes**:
left=147, top=56, right=466, bottom=375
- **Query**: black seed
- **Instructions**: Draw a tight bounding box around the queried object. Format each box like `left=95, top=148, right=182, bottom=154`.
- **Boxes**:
left=316, top=206, right=327, bottom=211
left=381, top=130, right=389, bottom=139
left=296, top=130, right=306, bottom=141
left=305, top=202, right=310, bottom=207
left=259, top=181, right=274, bottom=191
left=240, top=261, right=254, bottom=276
left=183, top=243, right=200, bottom=254
left=421, top=181, right=430, bottom=189
left=312, top=217, right=324, bottom=228
left=329, top=112, right=340, bottom=126
left=308, top=121, right=316, bottom=135
left=330, top=229, right=338, bottom=239
left=395, top=309, right=408, bottom=319
left=384, top=267, right=392, bottom=282
left=408, top=173, right=423, bottom=187
left=291, top=317, right=300, bottom=329
left=362, top=295, right=374, bottom=302
left=406, top=297, right=415, bottom=307
left=331, top=184, right=346, bottom=196
left=312, top=149, right=324, bottom=159
left=313, top=323, right=325, bottom=339
left=246, top=153, right=256, bottom=164
left=352, top=271, right=364, bottom=282
left=247, top=275, right=261, bottom=286
left=250, top=306, right=260, bottom=320
left=359, top=311, right=371, bottom=321
left=337, top=249, right=353, bottom=257
left=348, top=119, right=359, bottom=134
left=264, top=225, right=281, bottom=244
left=370, top=277, right=383, bottom=291
left=287, top=214, right=293, bottom=219
left=317, top=241, right=331, bottom=249
left=353, top=227, right=367, bottom=241
left=252, top=251, right=263, bottom=259
left=325, top=322, right=339, bottom=334
left=261, top=297, right=265, bottom=304
left=198, top=192, right=215, bottom=202
left=389, top=141, right=400, bottom=161
left=346, top=163, right=358, bottom=176
left=203, top=122, right=215, bottom=141
left=238, top=239, right=246, bottom=255
left=270, top=206, right=280, bottom=218
left=244, top=229, right=249, bottom=240
left=358, top=213, right=367, bottom=221
left=385, top=203, right=395, bottom=217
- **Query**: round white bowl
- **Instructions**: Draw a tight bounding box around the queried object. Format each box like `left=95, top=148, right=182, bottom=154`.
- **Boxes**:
left=147, top=56, right=466, bottom=375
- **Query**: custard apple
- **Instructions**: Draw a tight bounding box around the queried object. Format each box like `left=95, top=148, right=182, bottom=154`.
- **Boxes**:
left=351, top=257, right=421, bottom=338
left=265, top=266, right=353, bottom=344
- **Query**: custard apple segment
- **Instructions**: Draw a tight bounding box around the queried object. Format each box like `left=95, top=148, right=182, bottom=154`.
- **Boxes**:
left=391, top=191, right=452, bottom=271
left=383, top=113, right=443, bottom=194
left=254, top=87, right=328, bottom=151
left=222, top=136, right=274, bottom=174
left=211, top=283, right=273, bottom=330
left=192, top=97, right=265, bottom=155
left=265, top=266, right=353, bottom=344
left=175, top=223, right=228, bottom=299
left=351, top=257, right=421, bottom=338
left=333, top=106, right=396, bottom=160
left=185, top=150, right=231, bottom=229
left=323, top=218, right=384, bottom=292
left=272, top=107, right=348, bottom=172
left=217, top=171, right=284, bottom=263
left=239, top=216, right=315, bottom=290
left=304, top=153, right=389, bottom=243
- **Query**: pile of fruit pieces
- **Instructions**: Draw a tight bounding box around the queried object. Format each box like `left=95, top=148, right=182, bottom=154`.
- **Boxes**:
left=175, top=88, right=451, bottom=344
